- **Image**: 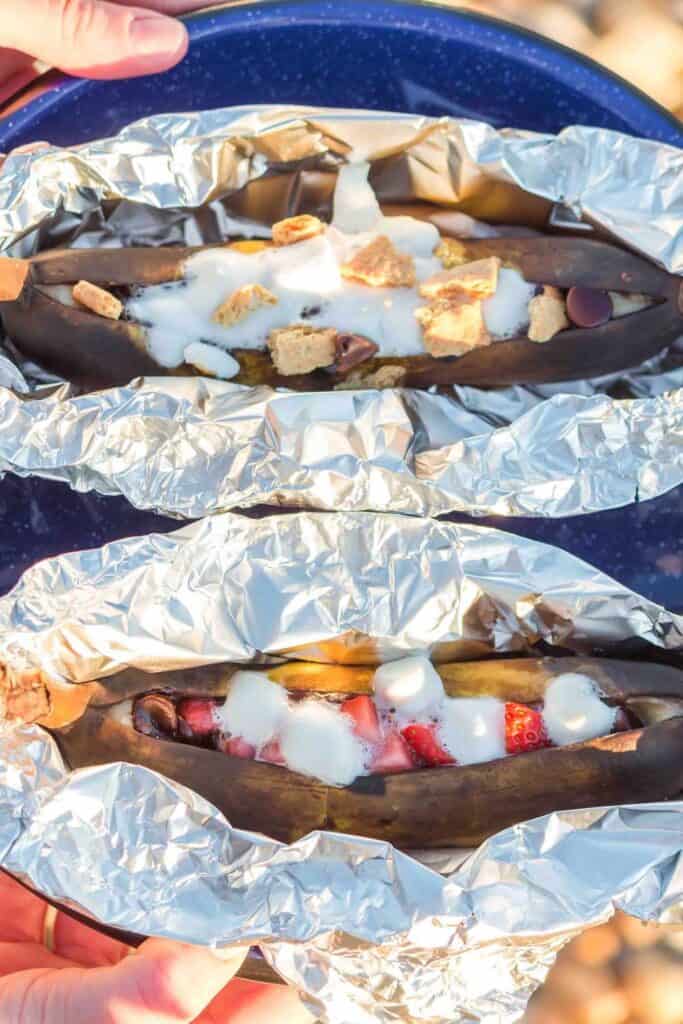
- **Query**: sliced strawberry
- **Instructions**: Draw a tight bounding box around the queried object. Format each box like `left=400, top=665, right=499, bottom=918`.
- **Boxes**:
left=505, top=702, right=551, bottom=755
left=371, top=731, right=415, bottom=774
left=401, top=723, right=455, bottom=766
left=259, top=738, right=286, bottom=765
left=216, top=734, right=256, bottom=759
left=177, top=698, right=218, bottom=737
left=341, top=695, right=382, bottom=744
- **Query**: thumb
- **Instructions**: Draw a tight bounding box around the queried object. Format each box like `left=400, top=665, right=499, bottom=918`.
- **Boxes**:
left=0, top=938, right=249, bottom=1024
left=0, top=0, right=189, bottom=79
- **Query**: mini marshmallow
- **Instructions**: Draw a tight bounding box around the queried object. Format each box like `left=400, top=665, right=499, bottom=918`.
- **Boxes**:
left=218, top=671, right=289, bottom=747
left=543, top=673, right=617, bottom=746
left=372, top=656, right=445, bottom=718
left=482, top=267, right=536, bottom=338
left=280, top=701, right=366, bottom=786
left=439, top=697, right=506, bottom=765
left=184, top=342, right=240, bottom=379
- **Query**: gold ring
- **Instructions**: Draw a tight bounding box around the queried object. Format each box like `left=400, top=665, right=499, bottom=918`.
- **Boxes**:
left=42, top=904, right=58, bottom=953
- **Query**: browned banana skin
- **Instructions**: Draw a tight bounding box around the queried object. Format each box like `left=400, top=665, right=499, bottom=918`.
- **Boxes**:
left=37, top=657, right=683, bottom=849
left=2, top=224, right=681, bottom=391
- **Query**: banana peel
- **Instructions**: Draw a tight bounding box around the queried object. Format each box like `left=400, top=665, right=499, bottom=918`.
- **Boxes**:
left=11, top=656, right=682, bottom=848
left=1, top=212, right=681, bottom=391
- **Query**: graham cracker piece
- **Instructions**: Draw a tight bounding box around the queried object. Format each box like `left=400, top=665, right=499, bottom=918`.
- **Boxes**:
left=268, top=324, right=337, bottom=375
left=435, top=238, right=469, bottom=269
left=272, top=215, right=324, bottom=247
left=528, top=285, right=569, bottom=343
left=341, top=235, right=416, bottom=288
left=213, top=283, right=278, bottom=327
left=416, top=295, right=490, bottom=357
left=335, top=365, right=407, bottom=390
left=73, top=280, right=122, bottom=320
left=419, top=257, right=500, bottom=300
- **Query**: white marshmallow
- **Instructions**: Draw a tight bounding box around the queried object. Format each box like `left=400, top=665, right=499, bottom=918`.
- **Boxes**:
left=439, top=697, right=506, bottom=765
left=280, top=700, right=366, bottom=786
left=483, top=267, right=536, bottom=338
left=378, top=215, right=440, bottom=258
left=542, top=673, right=617, bottom=747
left=332, top=161, right=383, bottom=233
left=372, top=656, right=445, bottom=718
left=218, top=671, right=289, bottom=747
left=184, top=342, right=240, bottom=380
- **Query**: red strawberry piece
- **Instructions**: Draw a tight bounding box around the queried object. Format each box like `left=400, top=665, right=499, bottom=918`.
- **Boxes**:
left=371, top=731, right=415, bottom=774
left=401, top=723, right=455, bottom=766
left=505, top=702, right=551, bottom=755
left=218, top=735, right=256, bottom=759
left=341, top=695, right=382, bottom=744
left=177, top=698, right=218, bottom=737
left=259, top=738, right=286, bottom=765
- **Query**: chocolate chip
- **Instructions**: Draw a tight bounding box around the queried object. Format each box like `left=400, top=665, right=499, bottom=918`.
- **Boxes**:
left=333, top=333, right=379, bottom=374
left=133, top=693, right=178, bottom=739
left=566, top=287, right=612, bottom=328
left=301, top=304, right=322, bottom=319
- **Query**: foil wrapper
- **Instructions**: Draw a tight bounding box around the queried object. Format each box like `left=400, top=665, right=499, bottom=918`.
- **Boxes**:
left=2, top=510, right=683, bottom=676
left=0, top=511, right=681, bottom=1023
left=0, top=107, right=682, bottom=518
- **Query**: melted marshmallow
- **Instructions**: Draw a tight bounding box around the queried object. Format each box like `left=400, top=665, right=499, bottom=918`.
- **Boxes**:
left=280, top=700, right=366, bottom=786
left=372, top=656, right=445, bottom=719
left=332, top=161, right=383, bottom=233
left=184, top=341, right=240, bottom=379
left=438, top=697, right=506, bottom=765
left=218, top=670, right=288, bottom=747
left=482, top=268, right=536, bottom=338
left=128, top=161, right=534, bottom=373
left=542, top=673, right=617, bottom=747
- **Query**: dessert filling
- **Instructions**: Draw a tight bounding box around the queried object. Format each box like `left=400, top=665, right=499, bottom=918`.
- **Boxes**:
left=42, top=161, right=654, bottom=380
left=129, top=656, right=633, bottom=787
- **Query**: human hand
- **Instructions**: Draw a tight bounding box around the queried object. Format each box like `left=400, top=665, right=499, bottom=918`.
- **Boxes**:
left=0, top=871, right=312, bottom=1024
left=0, top=1, right=211, bottom=106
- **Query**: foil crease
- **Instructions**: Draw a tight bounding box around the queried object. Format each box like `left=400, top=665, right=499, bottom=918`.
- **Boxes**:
left=0, top=107, right=681, bottom=518
left=0, top=512, right=682, bottom=1022
left=1, top=510, right=683, bottom=679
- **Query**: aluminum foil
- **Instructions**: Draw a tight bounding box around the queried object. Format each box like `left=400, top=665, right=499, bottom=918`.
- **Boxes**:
left=1, top=375, right=683, bottom=519
left=0, top=511, right=681, bottom=1023
left=0, top=107, right=682, bottom=518
left=2, top=510, right=683, bottom=677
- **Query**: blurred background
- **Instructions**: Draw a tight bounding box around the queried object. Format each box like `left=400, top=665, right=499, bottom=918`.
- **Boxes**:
left=525, top=913, right=682, bottom=1024
left=452, top=0, right=683, bottom=118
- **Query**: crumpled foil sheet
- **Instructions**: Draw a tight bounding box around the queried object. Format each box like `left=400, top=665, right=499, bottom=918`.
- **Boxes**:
left=0, top=513, right=681, bottom=1023
left=0, top=106, right=682, bottom=518
left=1, top=376, right=683, bottom=519
left=2, top=510, right=683, bottom=677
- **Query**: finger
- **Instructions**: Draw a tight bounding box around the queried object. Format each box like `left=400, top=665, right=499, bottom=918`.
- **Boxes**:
left=199, top=976, right=314, bottom=1024
left=0, top=872, right=129, bottom=966
left=53, top=911, right=130, bottom=967
left=0, top=872, right=49, bottom=944
left=0, top=939, right=248, bottom=1024
left=0, top=0, right=189, bottom=79
left=104, top=1, right=210, bottom=11
left=0, top=940, right=74, bottom=976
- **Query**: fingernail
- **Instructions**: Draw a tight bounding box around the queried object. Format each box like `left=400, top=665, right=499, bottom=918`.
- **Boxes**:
left=129, top=15, right=187, bottom=56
